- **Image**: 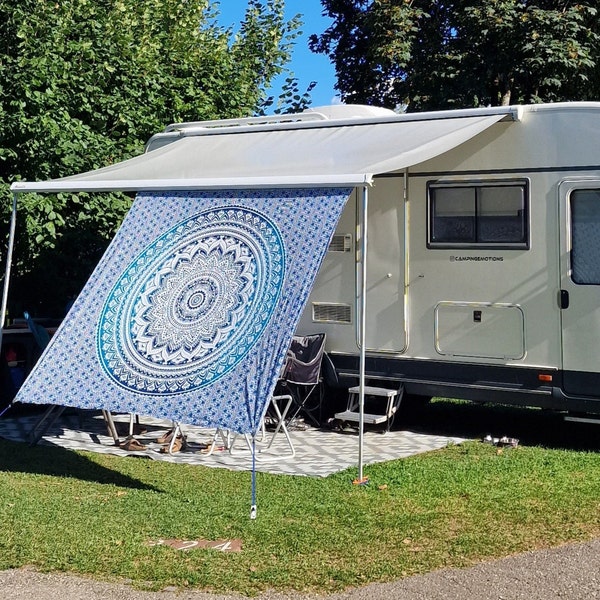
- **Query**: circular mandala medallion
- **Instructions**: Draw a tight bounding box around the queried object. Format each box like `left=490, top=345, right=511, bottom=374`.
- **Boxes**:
left=97, top=207, right=285, bottom=394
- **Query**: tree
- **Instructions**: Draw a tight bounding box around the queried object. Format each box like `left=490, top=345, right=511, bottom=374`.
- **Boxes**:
left=0, top=0, right=301, bottom=316
left=311, top=1, right=600, bottom=111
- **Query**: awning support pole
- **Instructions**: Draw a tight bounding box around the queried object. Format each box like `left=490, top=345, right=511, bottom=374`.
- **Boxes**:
left=0, top=193, right=19, bottom=350
left=358, top=184, right=369, bottom=483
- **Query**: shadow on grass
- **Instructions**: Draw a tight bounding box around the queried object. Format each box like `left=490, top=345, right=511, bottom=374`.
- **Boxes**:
left=396, top=397, right=600, bottom=452
left=0, top=405, right=161, bottom=490
left=0, top=437, right=161, bottom=490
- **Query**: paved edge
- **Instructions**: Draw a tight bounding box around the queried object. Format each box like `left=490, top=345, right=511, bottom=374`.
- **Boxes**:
left=0, top=537, right=599, bottom=600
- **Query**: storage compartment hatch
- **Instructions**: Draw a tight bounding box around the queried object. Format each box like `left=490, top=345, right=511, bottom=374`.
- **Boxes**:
left=435, top=302, right=525, bottom=360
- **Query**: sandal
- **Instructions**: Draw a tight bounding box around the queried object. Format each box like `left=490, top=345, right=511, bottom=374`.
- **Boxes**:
left=156, top=429, right=175, bottom=444
left=119, top=436, right=146, bottom=451
left=160, top=436, right=187, bottom=453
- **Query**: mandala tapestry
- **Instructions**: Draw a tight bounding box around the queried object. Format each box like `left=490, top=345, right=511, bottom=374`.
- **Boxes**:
left=16, top=188, right=351, bottom=433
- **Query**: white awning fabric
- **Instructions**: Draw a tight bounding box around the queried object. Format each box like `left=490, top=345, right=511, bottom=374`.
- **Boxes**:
left=10, top=112, right=509, bottom=193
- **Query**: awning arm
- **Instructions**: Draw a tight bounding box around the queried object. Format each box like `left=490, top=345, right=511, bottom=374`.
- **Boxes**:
left=0, top=193, right=18, bottom=349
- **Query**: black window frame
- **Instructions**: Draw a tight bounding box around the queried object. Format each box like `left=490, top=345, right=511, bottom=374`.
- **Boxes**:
left=427, top=179, right=530, bottom=250
left=570, top=187, right=600, bottom=285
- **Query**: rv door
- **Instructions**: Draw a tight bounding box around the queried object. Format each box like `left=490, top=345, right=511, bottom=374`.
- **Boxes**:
left=359, top=176, right=407, bottom=353
left=559, top=180, right=600, bottom=396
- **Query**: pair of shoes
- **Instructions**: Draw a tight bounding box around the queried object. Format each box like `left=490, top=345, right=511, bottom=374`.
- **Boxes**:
left=263, top=416, right=278, bottom=430
left=159, top=436, right=187, bottom=453
left=119, top=436, right=146, bottom=451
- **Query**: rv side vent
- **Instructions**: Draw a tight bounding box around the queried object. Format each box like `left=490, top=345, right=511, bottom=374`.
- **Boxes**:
left=312, top=303, right=352, bottom=324
left=328, top=234, right=353, bottom=252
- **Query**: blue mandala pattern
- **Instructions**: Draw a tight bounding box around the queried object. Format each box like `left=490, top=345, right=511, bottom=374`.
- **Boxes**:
left=97, top=207, right=285, bottom=394
left=16, top=189, right=352, bottom=433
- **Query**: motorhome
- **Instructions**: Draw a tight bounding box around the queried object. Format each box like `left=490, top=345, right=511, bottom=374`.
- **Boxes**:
left=291, top=102, right=600, bottom=420
left=11, top=102, right=600, bottom=423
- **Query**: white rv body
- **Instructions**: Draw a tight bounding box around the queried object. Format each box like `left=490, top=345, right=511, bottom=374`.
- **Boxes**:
left=25, top=101, right=596, bottom=415
left=296, top=103, right=600, bottom=414
left=11, top=100, right=600, bottom=416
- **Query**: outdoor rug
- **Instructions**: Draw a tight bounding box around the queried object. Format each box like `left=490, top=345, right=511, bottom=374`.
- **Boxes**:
left=0, top=410, right=466, bottom=477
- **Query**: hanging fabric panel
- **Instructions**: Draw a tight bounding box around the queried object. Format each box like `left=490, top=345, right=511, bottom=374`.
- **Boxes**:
left=16, top=188, right=351, bottom=434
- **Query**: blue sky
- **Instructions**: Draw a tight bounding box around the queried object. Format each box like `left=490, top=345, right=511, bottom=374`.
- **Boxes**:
left=216, top=1, right=339, bottom=108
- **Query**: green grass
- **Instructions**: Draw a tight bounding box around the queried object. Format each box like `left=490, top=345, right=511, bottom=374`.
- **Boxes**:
left=0, top=399, right=599, bottom=595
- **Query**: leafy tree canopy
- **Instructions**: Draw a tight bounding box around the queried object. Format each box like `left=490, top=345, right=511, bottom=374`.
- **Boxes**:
left=0, top=0, right=302, bottom=316
left=311, top=0, right=600, bottom=111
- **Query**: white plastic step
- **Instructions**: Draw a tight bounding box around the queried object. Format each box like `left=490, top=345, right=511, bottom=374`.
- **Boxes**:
left=347, top=385, right=398, bottom=397
left=334, top=410, right=390, bottom=425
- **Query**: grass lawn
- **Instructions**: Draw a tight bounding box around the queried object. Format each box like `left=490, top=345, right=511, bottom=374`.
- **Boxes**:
left=0, top=399, right=599, bottom=595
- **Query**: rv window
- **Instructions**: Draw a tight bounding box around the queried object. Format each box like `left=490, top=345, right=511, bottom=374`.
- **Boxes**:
left=571, top=189, right=600, bottom=285
left=428, top=182, right=528, bottom=248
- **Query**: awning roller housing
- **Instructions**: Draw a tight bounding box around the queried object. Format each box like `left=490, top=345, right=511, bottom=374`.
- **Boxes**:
left=11, top=106, right=516, bottom=193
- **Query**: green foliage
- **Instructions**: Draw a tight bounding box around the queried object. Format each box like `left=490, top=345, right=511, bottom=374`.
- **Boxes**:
left=311, top=0, right=600, bottom=111
left=0, top=0, right=301, bottom=316
left=260, top=76, right=317, bottom=115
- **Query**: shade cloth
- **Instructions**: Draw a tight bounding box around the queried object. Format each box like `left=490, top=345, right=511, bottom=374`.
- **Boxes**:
left=15, top=188, right=351, bottom=434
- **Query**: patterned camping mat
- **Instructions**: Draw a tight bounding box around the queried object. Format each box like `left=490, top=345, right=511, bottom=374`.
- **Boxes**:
left=0, top=410, right=466, bottom=477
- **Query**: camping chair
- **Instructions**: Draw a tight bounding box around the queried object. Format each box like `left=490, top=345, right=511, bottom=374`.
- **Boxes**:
left=280, top=333, right=326, bottom=427
left=226, top=392, right=296, bottom=461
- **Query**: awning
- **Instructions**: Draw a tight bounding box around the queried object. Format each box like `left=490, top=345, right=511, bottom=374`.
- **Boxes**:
left=10, top=107, right=517, bottom=194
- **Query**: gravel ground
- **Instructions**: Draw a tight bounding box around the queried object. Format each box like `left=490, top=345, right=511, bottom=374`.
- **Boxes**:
left=1, top=538, right=599, bottom=600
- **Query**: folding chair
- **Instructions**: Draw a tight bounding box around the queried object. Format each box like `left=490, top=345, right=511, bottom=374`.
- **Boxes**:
left=256, top=393, right=295, bottom=459
left=280, top=333, right=326, bottom=427
left=223, top=393, right=296, bottom=461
